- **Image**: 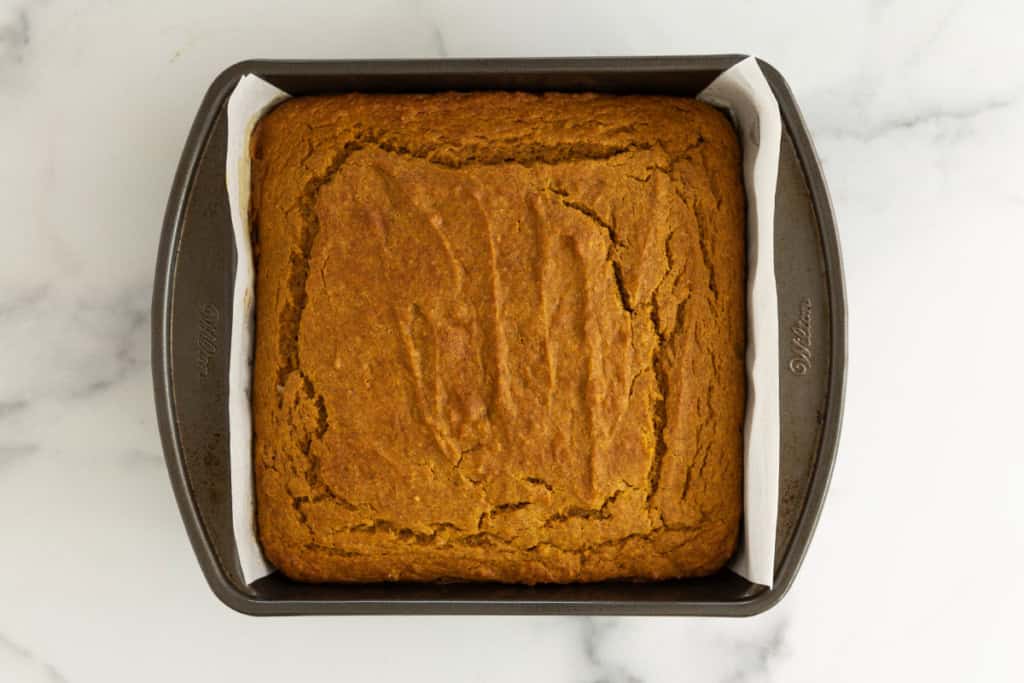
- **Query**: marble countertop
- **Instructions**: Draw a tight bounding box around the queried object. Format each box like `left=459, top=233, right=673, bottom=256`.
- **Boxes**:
left=1, top=0, right=1022, bottom=680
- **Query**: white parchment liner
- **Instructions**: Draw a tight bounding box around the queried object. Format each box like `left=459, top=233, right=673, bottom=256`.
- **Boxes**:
left=225, top=57, right=781, bottom=587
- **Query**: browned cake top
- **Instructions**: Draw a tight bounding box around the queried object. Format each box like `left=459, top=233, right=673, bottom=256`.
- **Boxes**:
left=250, top=91, right=746, bottom=583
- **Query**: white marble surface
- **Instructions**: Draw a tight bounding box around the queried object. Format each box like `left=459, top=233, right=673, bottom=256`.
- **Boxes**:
left=1, top=0, right=1022, bottom=680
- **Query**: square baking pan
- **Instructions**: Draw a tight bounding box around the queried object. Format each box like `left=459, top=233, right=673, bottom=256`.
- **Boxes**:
left=152, top=55, right=846, bottom=616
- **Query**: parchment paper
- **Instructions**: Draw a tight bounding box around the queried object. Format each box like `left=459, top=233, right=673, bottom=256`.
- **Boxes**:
left=225, top=75, right=288, bottom=581
left=225, top=58, right=781, bottom=587
left=699, top=59, right=782, bottom=587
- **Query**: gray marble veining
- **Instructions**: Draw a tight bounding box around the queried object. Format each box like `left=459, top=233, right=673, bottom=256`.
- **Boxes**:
left=0, top=0, right=1021, bottom=681
left=0, top=632, right=67, bottom=683
left=580, top=619, right=644, bottom=683
left=0, top=8, right=30, bottom=66
left=817, top=92, right=1023, bottom=142
left=721, top=621, right=788, bottom=683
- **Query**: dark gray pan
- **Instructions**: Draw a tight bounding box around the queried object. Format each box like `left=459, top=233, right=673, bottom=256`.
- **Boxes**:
left=152, top=55, right=846, bottom=616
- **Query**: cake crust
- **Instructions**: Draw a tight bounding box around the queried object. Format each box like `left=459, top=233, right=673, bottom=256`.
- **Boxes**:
left=250, top=91, right=746, bottom=583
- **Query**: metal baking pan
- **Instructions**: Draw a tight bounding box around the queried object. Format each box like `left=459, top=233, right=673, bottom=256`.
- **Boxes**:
left=152, top=55, right=845, bottom=616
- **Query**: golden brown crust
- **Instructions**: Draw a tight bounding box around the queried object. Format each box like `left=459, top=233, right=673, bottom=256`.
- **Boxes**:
left=250, top=92, right=746, bottom=584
